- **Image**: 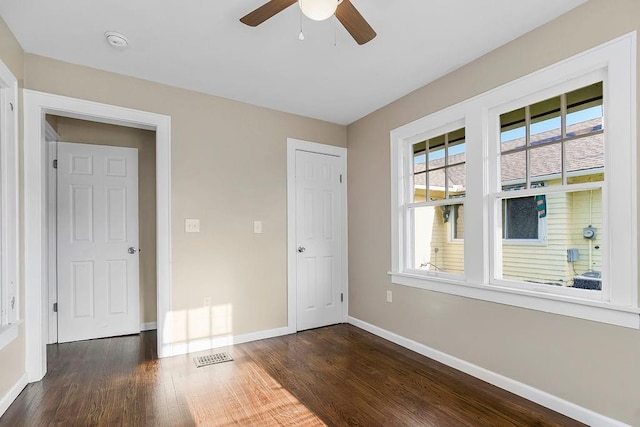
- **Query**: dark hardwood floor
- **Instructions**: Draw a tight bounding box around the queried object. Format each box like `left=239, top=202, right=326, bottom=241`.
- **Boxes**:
left=1, top=324, right=583, bottom=426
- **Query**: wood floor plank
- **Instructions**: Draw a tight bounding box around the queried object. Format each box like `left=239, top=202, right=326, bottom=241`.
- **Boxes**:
left=0, top=324, right=584, bottom=426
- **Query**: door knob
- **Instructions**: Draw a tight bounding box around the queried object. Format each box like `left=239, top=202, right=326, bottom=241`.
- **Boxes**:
left=128, top=247, right=137, bottom=254
left=297, top=246, right=306, bottom=253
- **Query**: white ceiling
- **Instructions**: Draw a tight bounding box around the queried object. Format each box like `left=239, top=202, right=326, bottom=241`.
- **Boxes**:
left=0, top=0, right=586, bottom=125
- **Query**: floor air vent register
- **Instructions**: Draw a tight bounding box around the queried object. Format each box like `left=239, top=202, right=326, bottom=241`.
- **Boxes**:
left=194, top=352, right=234, bottom=368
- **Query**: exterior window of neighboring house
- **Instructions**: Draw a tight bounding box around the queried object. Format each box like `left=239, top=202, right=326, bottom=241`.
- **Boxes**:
left=391, top=34, right=638, bottom=328
left=502, top=197, right=540, bottom=240
left=0, top=58, right=19, bottom=349
left=410, top=127, right=466, bottom=276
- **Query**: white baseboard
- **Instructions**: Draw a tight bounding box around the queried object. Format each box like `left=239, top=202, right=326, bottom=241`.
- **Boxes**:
left=347, top=316, right=628, bottom=427
left=0, top=372, right=27, bottom=418
left=140, top=322, right=157, bottom=331
left=161, top=326, right=294, bottom=358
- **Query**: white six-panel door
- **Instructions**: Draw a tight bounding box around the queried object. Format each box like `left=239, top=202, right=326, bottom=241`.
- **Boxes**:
left=57, top=142, right=140, bottom=343
left=295, top=150, right=343, bottom=331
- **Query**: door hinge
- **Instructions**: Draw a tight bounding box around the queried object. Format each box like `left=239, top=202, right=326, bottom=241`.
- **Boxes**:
left=53, top=159, right=58, bottom=169
left=339, top=174, right=343, bottom=183
left=53, top=302, right=58, bottom=313
left=341, top=293, right=343, bottom=302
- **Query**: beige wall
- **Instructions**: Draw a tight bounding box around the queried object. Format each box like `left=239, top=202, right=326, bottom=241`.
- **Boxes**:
left=347, top=0, right=640, bottom=424
left=24, top=54, right=347, bottom=343
left=0, top=16, right=25, bottom=405
left=52, top=116, right=157, bottom=324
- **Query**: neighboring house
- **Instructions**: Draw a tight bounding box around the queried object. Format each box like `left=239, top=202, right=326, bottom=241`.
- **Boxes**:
left=413, top=116, right=604, bottom=289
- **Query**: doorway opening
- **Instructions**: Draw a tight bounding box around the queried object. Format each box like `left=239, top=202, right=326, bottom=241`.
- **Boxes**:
left=45, top=115, right=158, bottom=344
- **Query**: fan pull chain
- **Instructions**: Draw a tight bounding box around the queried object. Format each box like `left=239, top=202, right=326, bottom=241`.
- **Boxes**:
left=299, top=9, right=305, bottom=41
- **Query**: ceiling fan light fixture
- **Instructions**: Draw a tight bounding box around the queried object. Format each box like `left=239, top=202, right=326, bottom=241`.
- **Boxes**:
left=299, top=0, right=338, bottom=21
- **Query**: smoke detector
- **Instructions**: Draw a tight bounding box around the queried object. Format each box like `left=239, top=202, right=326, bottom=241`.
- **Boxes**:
left=105, top=31, right=129, bottom=48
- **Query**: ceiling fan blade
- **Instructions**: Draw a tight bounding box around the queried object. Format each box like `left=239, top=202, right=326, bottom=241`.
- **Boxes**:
left=335, top=0, right=376, bottom=45
left=240, top=0, right=298, bottom=27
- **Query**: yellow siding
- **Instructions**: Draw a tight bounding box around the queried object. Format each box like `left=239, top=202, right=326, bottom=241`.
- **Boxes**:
left=502, top=190, right=572, bottom=285
left=413, top=175, right=603, bottom=285
left=413, top=189, right=464, bottom=274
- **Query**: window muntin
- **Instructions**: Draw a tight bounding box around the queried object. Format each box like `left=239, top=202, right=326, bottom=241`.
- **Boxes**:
left=499, top=82, right=604, bottom=189
left=412, top=128, right=466, bottom=202
left=408, top=128, right=466, bottom=275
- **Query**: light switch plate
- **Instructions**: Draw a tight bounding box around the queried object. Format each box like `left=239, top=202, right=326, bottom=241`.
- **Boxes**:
left=253, top=221, right=262, bottom=234
left=185, top=218, right=200, bottom=233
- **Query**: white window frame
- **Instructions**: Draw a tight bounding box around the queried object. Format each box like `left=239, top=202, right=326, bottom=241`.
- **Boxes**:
left=390, top=32, right=639, bottom=329
left=402, top=118, right=467, bottom=281
left=0, top=58, right=19, bottom=350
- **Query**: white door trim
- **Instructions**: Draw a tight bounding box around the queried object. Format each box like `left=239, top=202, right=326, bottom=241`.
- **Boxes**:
left=24, top=90, right=172, bottom=382
left=45, top=122, right=59, bottom=344
left=286, top=138, right=348, bottom=332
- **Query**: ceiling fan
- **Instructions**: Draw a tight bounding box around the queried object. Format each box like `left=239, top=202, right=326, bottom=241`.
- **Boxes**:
left=240, top=0, right=376, bottom=45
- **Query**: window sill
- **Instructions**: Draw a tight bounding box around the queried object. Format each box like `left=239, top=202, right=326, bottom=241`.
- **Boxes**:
left=389, top=271, right=640, bottom=329
left=0, top=322, right=19, bottom=351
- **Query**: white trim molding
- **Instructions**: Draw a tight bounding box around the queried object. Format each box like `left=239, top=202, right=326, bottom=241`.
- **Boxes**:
left=0, top=372, right=27, bottom=418
left=348, top=316, right=630, bottom=427
left=0, top=56, right=20, bottom=344
left=286, top=138, right=348, bottom=332
left=389, top=32, right=638, bottom=329
left=23, top=90, right=172, bottom=382
left=140, top=322, right=157, bottom=331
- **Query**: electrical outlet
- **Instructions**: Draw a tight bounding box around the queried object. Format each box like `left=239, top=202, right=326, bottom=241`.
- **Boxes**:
left=203, top=297, right=212, bottom=307
left=185, top=218, right=200, bottom=233
left=386, top=290, right=392, bottom=303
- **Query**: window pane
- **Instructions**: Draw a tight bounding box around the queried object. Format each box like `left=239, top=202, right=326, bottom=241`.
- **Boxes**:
left=530, top=96, right=561, bottom=145
left=530, top=143, right=562, bottom=183
left=428, top=169, right=445, bottom=200
left=500, top=190, right=602, bottom=291
left=447, top=164, right=466, bottom=197
left=428, top=135, right=445, bottom=170
left=501, top=151, right=526, bottom=187
left=447, top=128, right=466, bottom=165
left=411, top=205, right=464, bottom=274
left=500, top=107, right=526, bottom=152
left=566, top=134, right=604, bottom=182
left=567, top=82, right=603, bottom=136
left=503, top=197, right=539, bottom=239
left=453, top=205, right=464, bottom=240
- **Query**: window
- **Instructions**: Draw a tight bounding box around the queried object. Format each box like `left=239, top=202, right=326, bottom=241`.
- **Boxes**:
left=391, top=34, right=638, bottom=328
left=408, top=127, right=466, bottom=276
left=0, top=58, right=19, bottom=349
left=494, top=83, right=604, bottom=290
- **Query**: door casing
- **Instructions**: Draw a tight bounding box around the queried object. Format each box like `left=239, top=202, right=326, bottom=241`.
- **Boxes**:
left=286, top=138, right=348, bottom=332
left=24, top=90, right=172, bottom=382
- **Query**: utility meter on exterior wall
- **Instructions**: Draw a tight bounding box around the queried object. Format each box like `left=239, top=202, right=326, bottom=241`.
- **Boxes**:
left=583, top=225, right=597, bottom=239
